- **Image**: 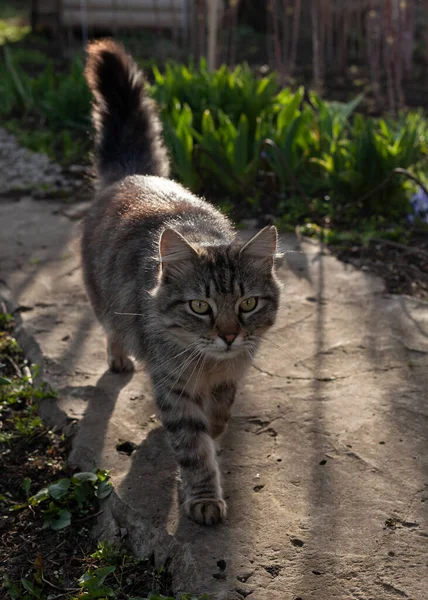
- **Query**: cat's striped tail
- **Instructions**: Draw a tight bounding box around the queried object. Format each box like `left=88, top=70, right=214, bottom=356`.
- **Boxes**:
left=85, top=39, right=170, bottom=187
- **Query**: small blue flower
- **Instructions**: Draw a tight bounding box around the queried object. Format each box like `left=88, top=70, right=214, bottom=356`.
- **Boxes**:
left=409, top=187, right=428, bottom=224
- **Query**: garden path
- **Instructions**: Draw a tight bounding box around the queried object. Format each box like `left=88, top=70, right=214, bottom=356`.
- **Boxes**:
left=1, top=140, right=428, bottom=599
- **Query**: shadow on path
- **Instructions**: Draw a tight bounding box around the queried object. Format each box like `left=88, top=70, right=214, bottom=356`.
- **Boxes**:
left=66, top=369, right=133, bottom=470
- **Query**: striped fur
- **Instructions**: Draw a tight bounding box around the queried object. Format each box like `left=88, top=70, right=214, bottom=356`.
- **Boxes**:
left=82, top=40, right=281, bottom=525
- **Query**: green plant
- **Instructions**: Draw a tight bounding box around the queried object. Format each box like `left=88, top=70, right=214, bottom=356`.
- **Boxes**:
left=0, top=328, right=58, bottom=445
left=71, top=541, right=210, bottom=600
left=150, top=62, right=428, bottom=227
left=0, top=49, right=92, bottom=164
left=2, top=53, right=428, bottom=231
left=0, top=19, right=29, bottom=46
left=152, top=59, right=277, bottom=131
left=29, top=470, right=113, bottom=530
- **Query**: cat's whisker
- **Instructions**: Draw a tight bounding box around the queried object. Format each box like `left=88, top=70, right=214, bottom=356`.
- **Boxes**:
left=152, top=348, right=201, bottom=393
left=191, top=353, right=206, bottom=398
left=114, top=311, right=145, bottom=317
left=161, top=348, right=203, bottom=399
left=151, top=343, right=199, bottom=370
left=177, top=351, right=205, bottom=401
left=244, top=346, right=257, bottom=362
left=152, top=350, right=199, bottom=388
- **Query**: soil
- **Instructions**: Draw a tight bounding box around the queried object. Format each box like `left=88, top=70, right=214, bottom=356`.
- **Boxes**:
left=331, top=231, right=428, bottom=301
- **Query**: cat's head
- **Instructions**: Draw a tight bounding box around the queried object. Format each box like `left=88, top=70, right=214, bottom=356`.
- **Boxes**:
left=153, top=226, right=281, bottom=360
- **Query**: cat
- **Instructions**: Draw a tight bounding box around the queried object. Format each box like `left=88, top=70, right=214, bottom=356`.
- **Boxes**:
left=82, top=40, right=281, bottom=525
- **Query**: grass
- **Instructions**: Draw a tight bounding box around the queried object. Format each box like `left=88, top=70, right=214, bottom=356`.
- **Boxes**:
left=0, top=306, right=209, bottom=600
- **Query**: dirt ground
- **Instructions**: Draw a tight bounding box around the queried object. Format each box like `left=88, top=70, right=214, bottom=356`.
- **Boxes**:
left=331, top=233, right=428, bottom=301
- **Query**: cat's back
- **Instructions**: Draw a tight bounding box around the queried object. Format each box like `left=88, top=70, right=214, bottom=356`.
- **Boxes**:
left=84, top=174, right=233, bottom=246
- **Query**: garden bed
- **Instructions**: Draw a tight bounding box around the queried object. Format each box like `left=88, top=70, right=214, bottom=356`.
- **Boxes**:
left=330, top=232, right=428, bottom=300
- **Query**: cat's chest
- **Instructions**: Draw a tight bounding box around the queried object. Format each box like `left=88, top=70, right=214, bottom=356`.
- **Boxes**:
left=189, top=357, right=248, bottom=395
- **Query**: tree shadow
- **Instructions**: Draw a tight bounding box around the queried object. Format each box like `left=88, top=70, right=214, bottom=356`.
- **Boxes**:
left=290, top=258, right=428, bottom=598
left=397, top=295, right=428, bottom=339
left=65, top=368, right=134, bottom=470
left=366, top=292, right=428, bottom=492
left=58, top=304, right=97, bottom=373
left=282, top=234, right=312, bottom=283
left=0, top=198, right=77, bottom=303
left=290, top=245, right=343, bottom=596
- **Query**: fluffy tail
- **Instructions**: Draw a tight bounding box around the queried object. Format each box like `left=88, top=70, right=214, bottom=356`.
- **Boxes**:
left=85, top=39, right=170, bottom=186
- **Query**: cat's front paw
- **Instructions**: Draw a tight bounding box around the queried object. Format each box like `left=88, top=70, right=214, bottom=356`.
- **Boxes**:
left=184, top=498, right=227, bottom=525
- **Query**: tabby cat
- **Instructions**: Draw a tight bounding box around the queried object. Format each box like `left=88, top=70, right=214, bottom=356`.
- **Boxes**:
left=82, top=40, right=281, bottom=525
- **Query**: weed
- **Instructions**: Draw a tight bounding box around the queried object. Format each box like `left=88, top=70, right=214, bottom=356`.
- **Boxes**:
left=28, top=469, right=112, bottom=530
left=3, top=541, right=210, bottom=599
left=0, top=310, right=58, bottom=445
left=0, top=312, right=14, bottom=328
left=75, top=541, right=210, bottom=599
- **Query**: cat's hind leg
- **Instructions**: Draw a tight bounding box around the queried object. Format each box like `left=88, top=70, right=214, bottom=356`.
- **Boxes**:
left=107, top=331, right=134, bottom=373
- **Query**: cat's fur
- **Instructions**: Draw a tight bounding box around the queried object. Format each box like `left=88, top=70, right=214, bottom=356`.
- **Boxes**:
left=82, top=40, right=281, bottom=525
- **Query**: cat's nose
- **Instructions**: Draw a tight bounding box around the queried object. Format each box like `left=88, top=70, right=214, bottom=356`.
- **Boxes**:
left=220, top=334, right=237, bottom=346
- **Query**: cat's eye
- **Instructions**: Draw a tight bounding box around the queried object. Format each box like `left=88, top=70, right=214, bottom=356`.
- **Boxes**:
left=240, top=297, right=258, bottom=313
left=189, top=299, right=210, bottom=315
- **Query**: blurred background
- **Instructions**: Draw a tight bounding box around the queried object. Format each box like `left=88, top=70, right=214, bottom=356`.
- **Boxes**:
left=12, top=0, right=428, bottom=112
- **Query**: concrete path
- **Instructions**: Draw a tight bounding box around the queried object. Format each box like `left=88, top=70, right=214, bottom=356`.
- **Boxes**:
left=1, top=190, right=428, bottom=600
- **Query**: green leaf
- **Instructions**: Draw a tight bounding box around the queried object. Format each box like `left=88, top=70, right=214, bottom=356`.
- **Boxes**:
left=328, top=93, right=364, bottom=122
left=22, top=477, right=31, bottom=497
left=21, top=578, right=39, bottom=597
left=30, top=487, right=49, bottom=505
left=80, top=565, right=116, bottom=593
left=0, top=376, right=12, bottom=385
left=93, top=565, right=116, bottom=583
left=10, top=503, right=28, bottom=511
left=72, top=471, right=98, bottom=483
left=96, top=480, right=113, bottom=499
left=310, top=156, right=334, bottom=173
left=50, top=508, right=71, bottom=530
left=277, top=87, right=303, bottom=133
left=48, top=478, right=70, bottom=500
left=3, top=574, right=21, bottom=599
left=74, top=483, right=93, bottom=505
left=234, top=114, right=249, bottom=176
left=96, top=469, right=110, bottom=482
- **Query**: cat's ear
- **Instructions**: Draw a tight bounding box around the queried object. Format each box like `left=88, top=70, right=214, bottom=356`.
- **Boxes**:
left=159, top=228, right=198, bottom=264
left=240, top=226, right=278, bottom=262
